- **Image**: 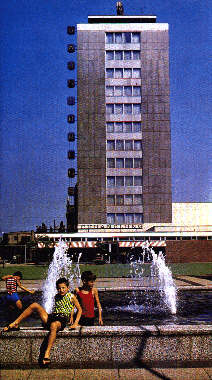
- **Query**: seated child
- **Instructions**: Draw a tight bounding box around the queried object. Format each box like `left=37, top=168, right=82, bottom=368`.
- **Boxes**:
left=73, top=271, right=103, bottom=326
left=1, top=271, right=35, bottom=310
left=1, top=277, right=82, bottom=366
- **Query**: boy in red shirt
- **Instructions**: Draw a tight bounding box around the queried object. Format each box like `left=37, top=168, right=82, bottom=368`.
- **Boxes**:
left=72, top=271, right=103, bottom=326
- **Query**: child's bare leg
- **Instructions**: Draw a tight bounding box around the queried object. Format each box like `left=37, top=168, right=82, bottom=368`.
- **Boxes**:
left=4, top=302, right=48, bottom=330
left=43, top=321, right=61, bottom=362
left=16, top=300, right=23, bottom=310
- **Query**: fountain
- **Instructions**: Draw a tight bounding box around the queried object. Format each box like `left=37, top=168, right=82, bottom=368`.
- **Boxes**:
left=151, top=250, right=177, bottom=314
left=0, top=239, right=211, bottom=368
left=126, top=241, right=177, bottom=315
left=42, top=239, right=176, bottom=316
left=42, top=239, right=82, bottom=313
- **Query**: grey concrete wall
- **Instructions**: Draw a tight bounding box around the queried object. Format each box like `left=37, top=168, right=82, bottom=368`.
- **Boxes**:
left=141, top=30, right=172, bottom=223
left=77, top=30, right=106, bottom=224
left=0, top=325, right=211, bottom=368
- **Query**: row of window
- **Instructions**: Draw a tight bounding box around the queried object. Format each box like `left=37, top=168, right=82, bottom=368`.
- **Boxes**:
left=106, top=68, right=141, bottom=79
left=107, top=122, right=141, bottom=133
left=106, top=103, right=141, bottom=114
left=106, top=50, right=140, bottom=61
left=106, top=32, right=141, bottom=44
left=107, top=213, right=143, bottom=224
left=106, top=86, right=141, bottom=97
left=107, top=176, right=142, bottom=187
left=107, top=158, right=142, bottom=169
left=107, top=194, right=142, bottom=206
left=107, top=140, right=142, bottom=151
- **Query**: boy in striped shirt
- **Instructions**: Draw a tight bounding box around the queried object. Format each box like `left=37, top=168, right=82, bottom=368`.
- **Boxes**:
left=1, top=277, right=82, bottom=366
left=1, top=271, right=35, bottom=310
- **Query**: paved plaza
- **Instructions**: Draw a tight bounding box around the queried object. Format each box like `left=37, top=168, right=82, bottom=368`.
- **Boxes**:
left=1, top=367, right=212, bottom=380
left=1, top=275, right=212, bottom=292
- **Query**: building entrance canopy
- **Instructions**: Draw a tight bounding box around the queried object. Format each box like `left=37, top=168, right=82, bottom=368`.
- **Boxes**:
left=37, top=240, right=166, bottom=249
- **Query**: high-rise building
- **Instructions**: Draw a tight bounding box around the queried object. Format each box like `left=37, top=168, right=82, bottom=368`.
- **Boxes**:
left=77, top=12, right=172, bottom=226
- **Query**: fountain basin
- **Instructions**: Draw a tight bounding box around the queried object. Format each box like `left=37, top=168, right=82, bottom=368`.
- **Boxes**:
left=0, top=324, right=211, bottom=368
left=1, top=290, right=212, bottom=326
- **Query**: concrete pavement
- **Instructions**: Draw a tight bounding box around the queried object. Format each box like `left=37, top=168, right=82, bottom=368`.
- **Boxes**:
left=1, top=367, right=212, bottom=380
left=1, top=275, right=212, bottom=292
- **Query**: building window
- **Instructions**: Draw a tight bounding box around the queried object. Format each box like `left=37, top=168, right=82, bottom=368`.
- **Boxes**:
left=116, top=195, right=124, bottom=205
left=107, top=213, right=115, bottom=224
left=133, top=122, right=141, bottom=132
left=134, top=213, right=143, bottom=223
left=132, top=51, right=140, bottom=60
left=115, top=33, right=122, bottom=43
left=114, top=86, right=123, bottom=96
left=133, top=68, right=141, bottom=78
left=124, top=50, right=131, bottom=60
left=125, top=140, right=133, bottom=151
left=107, top=176, right=115, bottom=187
left=106, top=104, right=114, bottom=114
left=115, top=68, right=123, bottom=78
left=106, top=86, right=114, bottom=96
left=116, top=140, right=124, bottom=150
left=134, top=140, right=142, bottom=150
left=133, top=104, right=141, bottom=114
left=115, top=50, right=123, bottom=60
left=107, top=213, right=143, bottom=224
left=125, top=194, right=133, bottom=205
left=132, top=32, right=140, bottom=43
left=134, top=176, right=142, bottom=186
left=105, top=50, right=141, bottom=60
left=125, top=158, right=133, bottom=168
left=124, top=68, right=132, bottom=78
left=134, top=158, right=142, bottom=168
left=107, top=158, right=115, bottom=168
left=106, top=51, right=114, bottom=60
left=125, top=176, right=133, bottom=186
left=107, top=195, right=115, bottom=205
left=133, top=86, right=141, bottom=96
left=125, top=213, right=134, bottom=223
left=116, top=176, right=124, bottom=186
left=123, top=32, right=131, bottom=43
left=107, top=140, right=115, bottom=150
left=107, top=122, right=114, bottom=133
left=134, top=194, right=142, bottom=204
left=106, top=122, right=142, bottom=134
left=106, top=33, right=113, bottom=44
left=124, top=104, right=132, bottom=114
left=124, top=86, right=132, bottom=96
left=106, top=68, right=114, bottom=78
left=116, top=158, right=124, bottom=168
left=114, top=122, right=123, bottom=133
left=106, top=32, right=140, bottom=45
left=115, top=104, right=123, bottom=114
left=124, top=122, right=132, bottom=133
left=116, top=213, right=124, bottom=223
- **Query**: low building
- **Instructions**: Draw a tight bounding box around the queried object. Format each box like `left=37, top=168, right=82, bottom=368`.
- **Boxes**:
left=35, top=203, right=212, bottom=263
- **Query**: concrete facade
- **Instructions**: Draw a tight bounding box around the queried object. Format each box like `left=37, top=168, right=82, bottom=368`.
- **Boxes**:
left=77, top=16, right=172, bottom=225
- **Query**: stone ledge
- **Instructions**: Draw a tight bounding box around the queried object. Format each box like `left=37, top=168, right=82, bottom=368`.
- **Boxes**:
left=0, top=325, right=211, bottom=368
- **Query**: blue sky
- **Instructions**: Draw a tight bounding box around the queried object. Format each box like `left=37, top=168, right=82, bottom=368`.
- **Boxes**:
left=0, top=0, right=211, bottom=233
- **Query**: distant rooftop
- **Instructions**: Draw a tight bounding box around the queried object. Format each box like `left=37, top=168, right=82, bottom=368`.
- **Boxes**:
left=88, top=15, right=157, bottom=24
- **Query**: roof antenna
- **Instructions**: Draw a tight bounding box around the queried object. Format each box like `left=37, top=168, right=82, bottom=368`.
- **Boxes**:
left=116, top=1, right=124, bottom=15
